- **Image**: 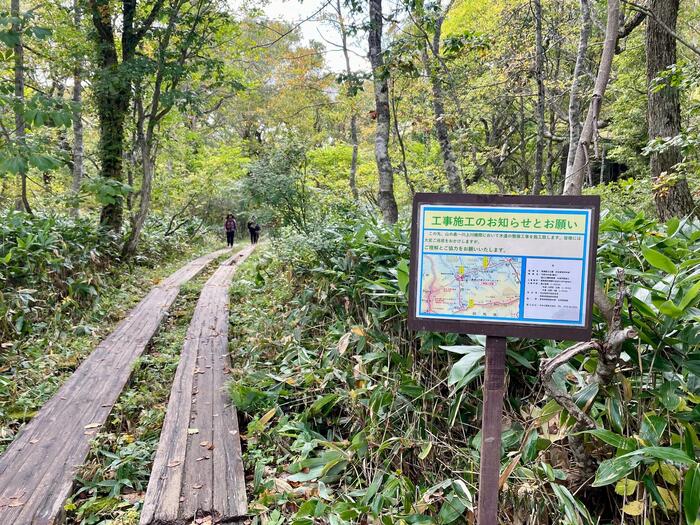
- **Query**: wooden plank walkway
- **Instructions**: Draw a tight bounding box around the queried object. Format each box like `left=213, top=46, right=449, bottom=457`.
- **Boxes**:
left=0, top=248, right=231, bottom=524
left=140, top=245, right=254, bottom=525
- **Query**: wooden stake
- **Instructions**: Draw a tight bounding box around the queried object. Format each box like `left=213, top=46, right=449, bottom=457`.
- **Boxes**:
left=477, top=336, right=507, bottom=525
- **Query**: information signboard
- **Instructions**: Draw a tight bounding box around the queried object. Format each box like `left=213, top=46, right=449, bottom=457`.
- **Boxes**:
left=408, top=193, right=600, bottom=341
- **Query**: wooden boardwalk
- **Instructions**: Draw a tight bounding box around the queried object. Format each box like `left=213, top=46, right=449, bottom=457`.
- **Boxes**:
left=140, top=245, right=253, bottom=525
left=0, top=248, right=231, bottom=524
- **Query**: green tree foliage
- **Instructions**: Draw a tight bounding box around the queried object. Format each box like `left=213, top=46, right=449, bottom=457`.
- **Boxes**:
left=1, top=0, right=700, bottom=523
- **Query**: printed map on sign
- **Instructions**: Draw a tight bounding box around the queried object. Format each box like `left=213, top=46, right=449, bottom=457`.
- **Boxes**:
left=421, top=255, right=521, bottom=318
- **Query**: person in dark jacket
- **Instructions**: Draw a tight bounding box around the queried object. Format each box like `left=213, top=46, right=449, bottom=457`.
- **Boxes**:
left=247, top=217, right=260, bottom=244
left=224, top=214, right=237, bottom=247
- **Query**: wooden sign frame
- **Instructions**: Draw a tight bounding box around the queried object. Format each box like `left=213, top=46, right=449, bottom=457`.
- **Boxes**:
left=407, top=193, right=600, bottom=342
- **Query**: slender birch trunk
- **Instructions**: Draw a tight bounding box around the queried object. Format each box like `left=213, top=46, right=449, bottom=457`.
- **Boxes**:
left=532, top=0, right=546, bottom=195
left=70, top=0, right=84, bottom=216
left=368, top=0, right=398, bottom=224
left=12, top=0, right=31, bottom=214
left=423, top=18, right=462, bottom=194
left=565, top=0, right=591, bottom=181
left=564, top=0, right=619, bottom=196
left=336, top=0, right=359, bottom=201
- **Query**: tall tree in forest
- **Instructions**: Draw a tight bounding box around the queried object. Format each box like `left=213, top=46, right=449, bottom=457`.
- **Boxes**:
left=565, top=0, right=591, bottom=181
left=646, top=0, right=696, bottom=219
left=70, top=0, right=84, bottom=216
left=564, top=0, right=619, bottom=195
left=334, top=0, right=359, bottom=201
left=531, top=0, right=546, bottom=195
left=368, top=0, right=398, bottom=224
left=88, top=0, right=165, bottom=233
left=420, top=6, right=462, bottom=194
left=11, top=0, right=30, bottom=213
left=123, top=0, right=227, bottom=256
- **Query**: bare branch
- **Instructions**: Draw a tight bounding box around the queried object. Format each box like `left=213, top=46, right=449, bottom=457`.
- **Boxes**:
left=622, top=0, right=700, bottom=56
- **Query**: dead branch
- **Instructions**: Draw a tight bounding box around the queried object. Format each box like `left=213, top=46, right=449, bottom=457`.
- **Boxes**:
left=540, top=340, right=600, bottom=431
left=539, top=268, right=638, bottom=474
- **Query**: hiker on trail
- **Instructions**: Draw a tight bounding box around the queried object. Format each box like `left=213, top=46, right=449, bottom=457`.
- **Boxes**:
left=224, top=214, right=237, bottom=247
left=247, top=217, right=260, bottom=244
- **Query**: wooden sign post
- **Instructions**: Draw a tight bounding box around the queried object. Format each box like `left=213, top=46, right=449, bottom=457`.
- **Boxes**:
left=408, top=193, right=600, bottom=525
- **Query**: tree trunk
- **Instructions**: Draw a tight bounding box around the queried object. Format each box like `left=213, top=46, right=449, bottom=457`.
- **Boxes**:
left=95, top=84, right=129, bottom=231
left=390, top=80, right=415, bottom=195
left=90, top=1, right=129, bottom=232
left=70, top=0, right=84, bottom=216
left=368, top=0, right=398, bottom=224
left=336, top=0, right=359, bottom=201
left=12, top=0, right=31, bottom=214
left=564, top=0, right=619, bottom=196
left=423, top=18, right=462, bottom=194
left=349, top=113, right=359, bottom=201
left=545, top=15, right=563, bottom=195
left=519, top=94, right=529, bottom=190
left=122, top=0, right=188, bottom=256
left=122, top=96, right=153, bottom=257
left=532, top=0, right=546, bottom=195
left=647, top=0, right=696, bottom=219
left=565, top=0, right=591, bottom=181
left=89, top=0, right=164, bottom=233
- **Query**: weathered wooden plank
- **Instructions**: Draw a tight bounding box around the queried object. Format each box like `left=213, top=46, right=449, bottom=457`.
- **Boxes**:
left=182, top=297, right=216, bottom=517
left=0, top=249, right=230, bottom=524
left=141, top=245, right=254, bottom=525
left=212, top=322, right=247, bottom=517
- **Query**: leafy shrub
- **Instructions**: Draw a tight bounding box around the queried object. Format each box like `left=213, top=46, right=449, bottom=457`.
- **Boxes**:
left=0, top=210, right=214, bottom=340
left=0, top=211, right=112, bottom=339
left=229, top=211, right=700, bottom=525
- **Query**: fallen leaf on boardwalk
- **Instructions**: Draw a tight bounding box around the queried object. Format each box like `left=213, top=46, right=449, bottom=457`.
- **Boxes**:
left=192, top=484, right=203, bottom=489
left=84, top=423, right=100, bottom=429
left=167, top=460, right=182, bottom=468
left=29, top=439, right=39, bottom=444
left=188, top=428, right=199, bottom=434
left=195, top=456, right=210, bottom=461
left=200, top=441, right=215, bottom=450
